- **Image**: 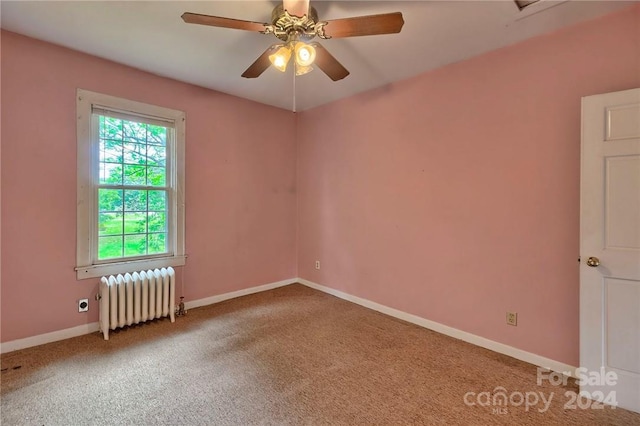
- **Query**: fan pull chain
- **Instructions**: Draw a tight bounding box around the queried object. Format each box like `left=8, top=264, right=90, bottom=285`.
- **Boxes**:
left=292, top=66, right=297, bottom=112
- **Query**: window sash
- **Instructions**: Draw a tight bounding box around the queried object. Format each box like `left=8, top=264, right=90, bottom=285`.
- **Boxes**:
left=94, top=188, right=171, bottom=263
left=92, top=106, right=176, bottom=129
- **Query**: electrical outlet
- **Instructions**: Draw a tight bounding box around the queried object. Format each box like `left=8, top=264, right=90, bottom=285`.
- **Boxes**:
left=78, top=298, right=89, bottom=313
left=315, top=260, right=320, bottom=270
left=506, top=312, right=517, bottom=326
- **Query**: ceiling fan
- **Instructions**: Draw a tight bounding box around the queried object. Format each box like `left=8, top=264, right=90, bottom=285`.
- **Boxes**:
left=181, top=0, right=404, bottom=81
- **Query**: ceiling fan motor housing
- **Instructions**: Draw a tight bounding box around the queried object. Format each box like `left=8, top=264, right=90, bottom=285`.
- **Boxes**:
left=268, top=5, right=323, bottom=42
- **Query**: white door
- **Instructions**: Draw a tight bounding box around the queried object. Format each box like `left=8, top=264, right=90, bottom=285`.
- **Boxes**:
left=580, top=87, right=640, bottom=413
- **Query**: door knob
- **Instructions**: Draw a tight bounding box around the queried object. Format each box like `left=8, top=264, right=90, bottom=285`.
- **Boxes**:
left=586, top=257, right=600, bottom=267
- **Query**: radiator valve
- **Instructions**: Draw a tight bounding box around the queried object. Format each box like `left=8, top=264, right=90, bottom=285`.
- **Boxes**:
left=176, top=296, right=187, bottom=317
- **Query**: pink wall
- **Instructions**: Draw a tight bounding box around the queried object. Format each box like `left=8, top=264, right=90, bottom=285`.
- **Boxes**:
left=296, top=6, right=640, bottom=366
left=2, top=6, right=638, bottom=366
left=1, top=31, right=297, bottom=342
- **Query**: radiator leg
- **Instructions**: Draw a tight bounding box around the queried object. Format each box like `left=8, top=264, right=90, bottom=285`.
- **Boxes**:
left=99, top=277, right=111, bottom=341
left=168, top=267, right=176, bottom=323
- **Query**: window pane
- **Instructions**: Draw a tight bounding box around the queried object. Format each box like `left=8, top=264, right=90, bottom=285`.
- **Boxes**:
left=148, top=212, right=166, bottom=233
left=100, top=138, right=123, bottom=163
left=148, top=233, right=167, bottom=254
left=123, top=142, right=146, bottom=165
left=148, top=190, right=166, bottom=211
left=124, top=234, right=147, bottom=257
left=123, top=164, right=146, bottom=185
left=99, top=116, right=122, bottom=140
left=146, top=145, right=166, bottom=166
left=100, top=163, right=123, bottom=185
left=124, top=212, right=146, bottom=234
left=124, top=190, right=147, bottom=212
left=99, top=189, right=123, bottom=212
left=98, top=236, right=123, bottom=259
left=123, top=121, right=147, bottom=143
left=99, top=212, right=123, bottom=236
left=147, top=166, right=166, bottom=186
left=147, top=125, right=166, bottom=146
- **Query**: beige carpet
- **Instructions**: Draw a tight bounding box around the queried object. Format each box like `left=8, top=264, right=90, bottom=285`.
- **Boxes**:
left=1, top=284, right=639, bottom=425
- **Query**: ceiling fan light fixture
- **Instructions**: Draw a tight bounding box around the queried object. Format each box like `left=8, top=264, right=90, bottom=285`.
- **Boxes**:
left=294, top=42, right=316, bottom=67
left=295, top=63, right=314, bottom=76
left=268, top=45, right=292, bottom=72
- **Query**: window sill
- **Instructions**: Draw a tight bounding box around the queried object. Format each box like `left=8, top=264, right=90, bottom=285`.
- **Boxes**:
left=76, top=255, right=186, bottom=280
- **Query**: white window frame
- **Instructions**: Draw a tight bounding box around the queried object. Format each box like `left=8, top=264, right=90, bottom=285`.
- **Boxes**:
left=76, top=89, right=186, bottom=279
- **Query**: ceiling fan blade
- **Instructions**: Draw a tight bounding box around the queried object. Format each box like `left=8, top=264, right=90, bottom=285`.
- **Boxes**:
left=181, top=12, right=267, bottom=32
left=241, top=45, right=278, bottom=79
left=283, top=0, right=309, bottom=17
left=313, top=44, right=349, bottom=81
left=322, top=12, right=404, bottom=38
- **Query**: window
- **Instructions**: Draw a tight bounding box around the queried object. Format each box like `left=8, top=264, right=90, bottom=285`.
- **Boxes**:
left=76, top=89, right=185, bottom=279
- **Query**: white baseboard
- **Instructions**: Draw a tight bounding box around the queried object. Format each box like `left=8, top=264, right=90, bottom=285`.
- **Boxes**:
left=1, top=322, right=100, bottom=354
left=1, top=276, right=578, bottom=378
left=297, top=278, right=577, bottom=377
left=184, top=278, right=298, bottom=310
left=1, top=277, right=297, bottom=354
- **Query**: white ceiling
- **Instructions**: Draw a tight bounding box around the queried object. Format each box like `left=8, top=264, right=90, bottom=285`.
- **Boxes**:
left=1, top=1, right=633, bottom=111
